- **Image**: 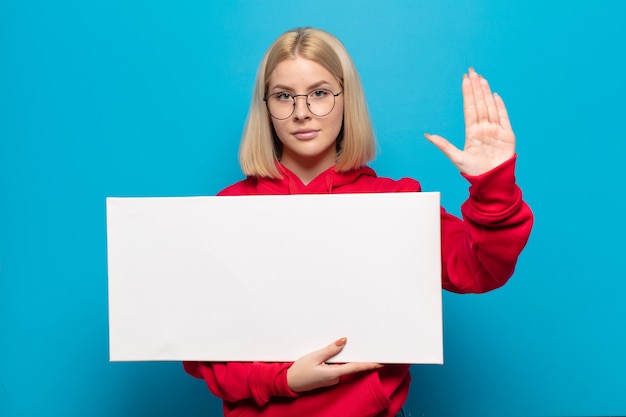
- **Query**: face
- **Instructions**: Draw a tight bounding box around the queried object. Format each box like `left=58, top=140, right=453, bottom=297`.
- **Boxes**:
left=267, top=57, right=344, bottom=176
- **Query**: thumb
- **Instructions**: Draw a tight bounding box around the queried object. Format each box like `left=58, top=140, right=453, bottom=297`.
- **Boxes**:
left=424, top=133, right=462, bottom=165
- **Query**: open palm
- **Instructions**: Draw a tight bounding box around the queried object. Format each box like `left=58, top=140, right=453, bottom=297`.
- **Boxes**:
left=425, top=68, right=516, bottom=176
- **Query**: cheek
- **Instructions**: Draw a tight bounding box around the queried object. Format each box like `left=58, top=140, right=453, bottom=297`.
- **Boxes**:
left=269, top=118, right=280, bottom=131
left=331, top=110, right=344, bottom=134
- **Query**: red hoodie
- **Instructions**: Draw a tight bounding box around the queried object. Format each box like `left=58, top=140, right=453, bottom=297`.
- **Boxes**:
left=184, top=156, right=533, bottom=417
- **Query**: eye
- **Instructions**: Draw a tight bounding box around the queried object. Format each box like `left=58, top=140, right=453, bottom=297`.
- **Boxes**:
left=310, top=89, right=330, bottom=98
left=274, top=92, right=292, bottom=101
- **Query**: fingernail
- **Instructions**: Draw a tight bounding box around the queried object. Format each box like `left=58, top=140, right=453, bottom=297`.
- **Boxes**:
left=335, top=337, right=347, bottom=347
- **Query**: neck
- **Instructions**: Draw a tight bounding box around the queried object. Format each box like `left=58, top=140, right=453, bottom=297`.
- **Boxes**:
left=280, top=153, right=336, bottom=185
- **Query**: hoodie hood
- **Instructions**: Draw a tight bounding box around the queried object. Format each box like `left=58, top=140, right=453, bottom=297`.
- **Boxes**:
left=218, top=162, right=422, bottom=197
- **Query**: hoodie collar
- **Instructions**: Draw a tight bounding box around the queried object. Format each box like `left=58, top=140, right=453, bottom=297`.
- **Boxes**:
left=255, top=163, right=377, bottom=194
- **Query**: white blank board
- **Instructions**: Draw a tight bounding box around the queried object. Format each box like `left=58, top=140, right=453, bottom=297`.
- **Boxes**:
left=106, top=192, right=442, bottom=364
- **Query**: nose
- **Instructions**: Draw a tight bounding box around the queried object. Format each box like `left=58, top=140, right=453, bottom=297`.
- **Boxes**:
left=293, top=95, right=311, bottom=120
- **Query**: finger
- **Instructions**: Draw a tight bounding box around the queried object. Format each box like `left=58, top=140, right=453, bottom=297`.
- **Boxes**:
left=494, top=93, right=512, bottom=131
left=479, top=76, right=499, bottom=123
left=469, top=68, right=488, bottom=122
left=313, top=337, right=347, bottom=363
left=461, top=73, right=476, bottom=125
left=424, top=133, right=462, bottom=165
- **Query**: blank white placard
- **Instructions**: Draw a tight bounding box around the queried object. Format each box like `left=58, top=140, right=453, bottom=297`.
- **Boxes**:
left=106, top=192, right=442, bottom=364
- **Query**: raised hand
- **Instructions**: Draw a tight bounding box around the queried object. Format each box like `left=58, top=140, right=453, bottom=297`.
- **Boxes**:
left=286, top=338, right=383, bottom=393
left=425, top=68, right=516, bottom=176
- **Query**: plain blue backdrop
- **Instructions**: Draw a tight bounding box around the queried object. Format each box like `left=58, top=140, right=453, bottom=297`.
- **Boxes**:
left=2, top=0, right=625, bottom=416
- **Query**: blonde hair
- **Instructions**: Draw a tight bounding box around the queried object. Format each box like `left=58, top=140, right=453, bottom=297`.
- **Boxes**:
left=239, top=27, right=376, bottom=178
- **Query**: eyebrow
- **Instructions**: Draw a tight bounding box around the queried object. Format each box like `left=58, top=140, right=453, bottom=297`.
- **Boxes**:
left=269, top=80, right=334, bottom=93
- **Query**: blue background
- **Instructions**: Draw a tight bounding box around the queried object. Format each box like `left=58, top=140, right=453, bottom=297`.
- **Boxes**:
left=2, top=0, right=625, bottom=416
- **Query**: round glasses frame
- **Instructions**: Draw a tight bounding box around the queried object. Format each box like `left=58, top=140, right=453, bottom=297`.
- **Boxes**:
left=263, top=89, right=343, bottom=120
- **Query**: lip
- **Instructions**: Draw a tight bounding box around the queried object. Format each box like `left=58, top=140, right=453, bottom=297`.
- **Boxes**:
left=292, top=129, right=319, bottom=140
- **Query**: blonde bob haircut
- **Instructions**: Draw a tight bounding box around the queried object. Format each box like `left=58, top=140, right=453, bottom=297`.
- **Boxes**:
left=239, top=27, right=376, bottom=178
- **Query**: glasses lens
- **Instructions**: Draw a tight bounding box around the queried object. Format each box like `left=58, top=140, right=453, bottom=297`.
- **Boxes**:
left=308, top=89, right=335, bottom=117
left=266, top=93, right=293, bottom=119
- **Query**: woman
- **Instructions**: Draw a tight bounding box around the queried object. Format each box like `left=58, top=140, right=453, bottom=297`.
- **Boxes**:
left=184, top=27, right=533, bottom=417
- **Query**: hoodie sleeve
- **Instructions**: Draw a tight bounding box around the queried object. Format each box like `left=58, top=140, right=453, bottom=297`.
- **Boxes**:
left=183, top=361, right=299, bottom=406
left=440, top=155, right=533, bottom=293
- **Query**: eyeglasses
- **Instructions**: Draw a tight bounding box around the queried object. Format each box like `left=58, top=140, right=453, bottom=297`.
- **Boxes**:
left=263, top=89, right=343, bottom=120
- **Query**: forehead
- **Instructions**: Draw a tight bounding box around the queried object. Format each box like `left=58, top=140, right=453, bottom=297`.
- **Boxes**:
left=269, top=57, right=338, bottom=90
